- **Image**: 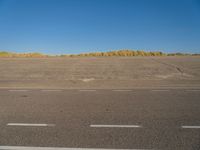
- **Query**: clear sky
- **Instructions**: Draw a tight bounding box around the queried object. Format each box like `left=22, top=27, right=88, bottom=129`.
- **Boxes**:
left=0, top=0, right=199, bottom=54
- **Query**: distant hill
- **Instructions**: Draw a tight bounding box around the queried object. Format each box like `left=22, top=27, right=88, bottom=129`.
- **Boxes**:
left=0, top=50, right=199, bottom=57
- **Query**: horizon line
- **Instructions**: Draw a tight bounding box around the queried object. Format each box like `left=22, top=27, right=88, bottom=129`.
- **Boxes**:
left=0, top=49, right=199, bottom=55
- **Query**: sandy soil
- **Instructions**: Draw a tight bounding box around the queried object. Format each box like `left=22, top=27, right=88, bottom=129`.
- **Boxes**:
left=0, top=56, right=200, bottom=89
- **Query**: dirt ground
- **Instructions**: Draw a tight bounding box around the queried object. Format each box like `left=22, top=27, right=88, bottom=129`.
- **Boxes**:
left=0, top=56, right=200, bottom=89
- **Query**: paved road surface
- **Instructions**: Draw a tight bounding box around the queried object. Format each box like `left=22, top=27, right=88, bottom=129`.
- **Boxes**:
left=0, top=88, right=200, bottom=150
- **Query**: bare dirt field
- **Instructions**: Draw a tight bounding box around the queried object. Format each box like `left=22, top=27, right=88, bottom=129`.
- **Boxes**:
left=0, top=56, right=200, bottom=89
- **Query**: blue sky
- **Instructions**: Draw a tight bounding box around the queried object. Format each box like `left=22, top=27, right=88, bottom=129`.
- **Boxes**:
left=0, top=0, right=200, bottom=54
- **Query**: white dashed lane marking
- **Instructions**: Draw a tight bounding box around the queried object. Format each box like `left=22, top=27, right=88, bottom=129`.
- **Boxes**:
left=7, top=123, right=55, bottom=127
left=41, top=90, right=62, bottom=92
left=90, top=124, right=141, bottom=128
left=79, top=90, right=96, bottom=92
left=8, top=90, right=29, bottom=92
left=112, top=90, right=132, bottom=92
left=182, top=126, right=200, bottom=129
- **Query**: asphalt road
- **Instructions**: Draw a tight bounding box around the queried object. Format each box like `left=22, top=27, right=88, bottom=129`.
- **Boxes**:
left=0, top=88, right=200, bottom=150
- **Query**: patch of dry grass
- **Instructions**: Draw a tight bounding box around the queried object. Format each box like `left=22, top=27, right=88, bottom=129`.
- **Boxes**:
left=0, top=50, right=198, bottom=58
left=0, top=51, right=48, bottom=58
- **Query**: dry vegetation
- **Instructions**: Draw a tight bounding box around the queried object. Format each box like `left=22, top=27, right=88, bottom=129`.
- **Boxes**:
left=0, top=50, right=199, bottom=58
left=0, top=51, right=48, bottom=58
